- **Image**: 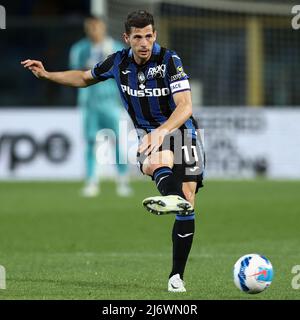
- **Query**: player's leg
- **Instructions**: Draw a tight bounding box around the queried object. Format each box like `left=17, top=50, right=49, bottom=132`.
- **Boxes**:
left=141, top=150, right=193, bottom=215
left=139, top=132, right=204, bottom=292
left=168, top=181, right=197, bottom=292
left=168, top=132, right=205, bottom=292
left=112, top=113, right=133, bottom=197
left=100, top=107, right=133, bottom=197
left=81, top=108, right=99, bottom=197
left=143, top=150, right=182, bottom=196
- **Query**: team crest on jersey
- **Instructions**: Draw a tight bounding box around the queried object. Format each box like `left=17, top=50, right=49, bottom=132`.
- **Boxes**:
left=138, top=71, right=146, bottom=84
left=147, top=64, right=166, bottom=79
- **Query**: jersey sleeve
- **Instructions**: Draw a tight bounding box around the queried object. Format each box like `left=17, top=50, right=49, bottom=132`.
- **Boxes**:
left=167, top=52, right=191, bottom=94
left=91, top=53, right=116, bottom=81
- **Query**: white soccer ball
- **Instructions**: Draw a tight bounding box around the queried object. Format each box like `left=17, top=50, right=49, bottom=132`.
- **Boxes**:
left=233, top=253, right=274, bottom=294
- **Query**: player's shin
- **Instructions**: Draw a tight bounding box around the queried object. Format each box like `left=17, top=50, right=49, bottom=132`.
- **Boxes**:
left=86, top=140, right=96, bottom=182
left=142, top=166, right=193, bottom=215
left=169, top=213, right=195, bottom=280
left=153, top=166, right=185, bottom=198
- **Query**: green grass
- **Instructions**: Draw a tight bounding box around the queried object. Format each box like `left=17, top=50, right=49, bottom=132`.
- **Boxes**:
left=0, top=180, right=299, bottom=300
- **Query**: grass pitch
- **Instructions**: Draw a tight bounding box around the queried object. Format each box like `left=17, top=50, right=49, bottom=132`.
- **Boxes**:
left=0, top=179, right=299, bottom=300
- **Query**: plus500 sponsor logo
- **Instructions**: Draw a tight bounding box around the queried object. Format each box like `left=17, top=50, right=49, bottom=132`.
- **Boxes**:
left=121, top=85, right=170, bottom=97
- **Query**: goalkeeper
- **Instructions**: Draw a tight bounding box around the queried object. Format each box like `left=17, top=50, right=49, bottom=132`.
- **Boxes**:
left=69, top=15, right=132, bottom=197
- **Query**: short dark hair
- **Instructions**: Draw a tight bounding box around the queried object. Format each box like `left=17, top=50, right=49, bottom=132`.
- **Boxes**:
left=84, top=14, right=105, bottom=23
left=124, top=10, right=155, bottom=34
left=85, top=14, right=98, bottom=20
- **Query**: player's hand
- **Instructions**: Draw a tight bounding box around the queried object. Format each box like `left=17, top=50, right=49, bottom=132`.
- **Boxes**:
left=21, top=59, right=49, bottom=79
left=138, top=128, right=169, bottom=156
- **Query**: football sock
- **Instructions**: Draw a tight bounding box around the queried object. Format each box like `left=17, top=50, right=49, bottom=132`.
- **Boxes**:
left=153, top=166, right=185, bottom=198
left=152, top=166, right=195, bottom=280
left=169, top=214, right=195, bottom=280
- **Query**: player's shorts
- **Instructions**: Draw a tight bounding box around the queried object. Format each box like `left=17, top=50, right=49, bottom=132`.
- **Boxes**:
left=137, top=129, right=205, bottom=194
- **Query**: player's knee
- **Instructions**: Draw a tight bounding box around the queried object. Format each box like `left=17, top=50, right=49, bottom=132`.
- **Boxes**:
left=143, top=163, right=163, bottom=176
left=142, top=151, right=174, bottom=176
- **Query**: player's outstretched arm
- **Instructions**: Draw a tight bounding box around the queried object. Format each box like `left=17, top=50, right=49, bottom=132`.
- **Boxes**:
left=21, top=59, right=97, bottom=88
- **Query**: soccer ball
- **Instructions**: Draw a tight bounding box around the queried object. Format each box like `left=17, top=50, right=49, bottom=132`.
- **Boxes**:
left=233, top=253, right=274, bottom=294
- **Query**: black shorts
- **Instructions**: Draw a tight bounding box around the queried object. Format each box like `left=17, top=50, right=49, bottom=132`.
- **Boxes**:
left=137, top=130, right=205, bottom=194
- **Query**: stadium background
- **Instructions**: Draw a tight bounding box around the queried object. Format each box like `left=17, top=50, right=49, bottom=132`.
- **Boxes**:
left=0, top=0, right=299, bottom=300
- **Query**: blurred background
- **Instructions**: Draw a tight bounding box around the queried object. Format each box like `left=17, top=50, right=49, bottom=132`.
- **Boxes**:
left=1, top=0, right=300, bottom=180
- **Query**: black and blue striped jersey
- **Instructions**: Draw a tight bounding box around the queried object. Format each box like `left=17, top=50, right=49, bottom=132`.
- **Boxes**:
left=91, top=42, right=198, bottom=137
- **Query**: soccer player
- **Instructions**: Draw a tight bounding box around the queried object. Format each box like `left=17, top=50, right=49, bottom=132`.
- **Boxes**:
left=21, top=10, right=205, bottom=293
left=69, top=15, right=132, bottom=197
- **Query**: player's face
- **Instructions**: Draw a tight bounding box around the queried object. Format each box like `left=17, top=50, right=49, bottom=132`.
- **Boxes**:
left=124, top=25, right=157, bottom=64
left=85, top=19, right=106, bottom=43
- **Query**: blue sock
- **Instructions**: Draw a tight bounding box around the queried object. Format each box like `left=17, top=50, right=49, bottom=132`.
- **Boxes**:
left=153, top=166, right=185, bottom=198
left=170, top=213, right=195, bottom=279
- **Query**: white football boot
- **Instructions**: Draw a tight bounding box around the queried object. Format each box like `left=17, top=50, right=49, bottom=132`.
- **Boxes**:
left=142, top=195, right=193, bottom=216
left=80, top=182, right=99, bottom=198
left=116, top=184, right=133, bottom=197
left=168, top=274, right=186, bottom=293
left=116, top=176, right=133, bottom=197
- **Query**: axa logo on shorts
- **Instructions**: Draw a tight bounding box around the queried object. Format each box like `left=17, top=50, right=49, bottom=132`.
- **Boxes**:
left=121, top=85, right=170, bottom=97
left=147, top=64, right=166, bottom=79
